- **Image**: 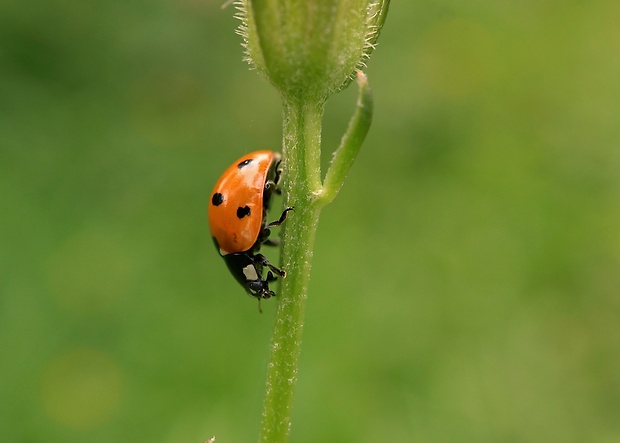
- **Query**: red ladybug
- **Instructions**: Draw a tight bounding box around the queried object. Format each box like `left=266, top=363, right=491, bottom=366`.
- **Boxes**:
left=208, top=150, right=293, bottom=300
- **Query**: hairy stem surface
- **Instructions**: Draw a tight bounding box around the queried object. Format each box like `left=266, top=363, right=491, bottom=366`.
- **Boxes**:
left=258, top=98, right=324, bottom=443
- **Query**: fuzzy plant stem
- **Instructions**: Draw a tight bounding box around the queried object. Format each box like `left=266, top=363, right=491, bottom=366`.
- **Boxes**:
left=258, top=97, right=325, bottom=443
left=258, top=73, right=373, bottom=443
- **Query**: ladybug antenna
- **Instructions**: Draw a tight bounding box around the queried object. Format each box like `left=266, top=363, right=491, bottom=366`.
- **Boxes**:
left=257, top=297, right=263, bottom=314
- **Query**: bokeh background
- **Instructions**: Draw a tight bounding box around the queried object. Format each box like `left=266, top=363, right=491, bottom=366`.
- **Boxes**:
left=2, top=0, right=619, bottom=442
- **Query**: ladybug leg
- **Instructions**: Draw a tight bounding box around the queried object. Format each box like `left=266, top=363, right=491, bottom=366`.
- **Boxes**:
left=263, top=238, right=280, bottom=247
left=255, top=253, right=286, bottom=278
left=264, top=180, right=276, bottom=192
left=273, top=159, right=283, bottom=187
left=267, top=206, right=294, bottom=228
left=266, top=270, right=277, bottom=282
left=265, top=160, right=284, bottom=195
left=258, top=207, right=293, bottom=246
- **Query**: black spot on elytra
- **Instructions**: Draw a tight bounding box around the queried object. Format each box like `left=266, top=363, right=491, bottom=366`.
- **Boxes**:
left=212, top=192, right=224, bottom=206
left=237, top=205, right=251, bottom=219
left=237, top=159, right=253, bottom=169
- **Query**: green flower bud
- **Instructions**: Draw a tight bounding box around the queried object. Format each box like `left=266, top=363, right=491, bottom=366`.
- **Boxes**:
left=236, top=0, right=390, bottom=102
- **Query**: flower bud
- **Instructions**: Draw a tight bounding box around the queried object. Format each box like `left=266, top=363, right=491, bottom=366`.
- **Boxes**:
left=236, top=0, right=389, bottom=101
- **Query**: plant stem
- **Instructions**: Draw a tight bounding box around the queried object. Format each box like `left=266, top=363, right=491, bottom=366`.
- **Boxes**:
left=258, top=97, right=325, bottom=443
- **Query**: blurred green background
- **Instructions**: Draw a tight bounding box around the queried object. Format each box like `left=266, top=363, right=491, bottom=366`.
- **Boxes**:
left=2, top=0, right=619, bottom=442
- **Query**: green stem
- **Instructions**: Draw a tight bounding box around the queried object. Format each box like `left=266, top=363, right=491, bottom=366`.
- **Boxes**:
left=258, top=97, right=325, bottom=443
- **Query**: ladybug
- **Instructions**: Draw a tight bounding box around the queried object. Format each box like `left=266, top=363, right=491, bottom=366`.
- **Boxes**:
left=208, top=150, right=293, bottom=301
